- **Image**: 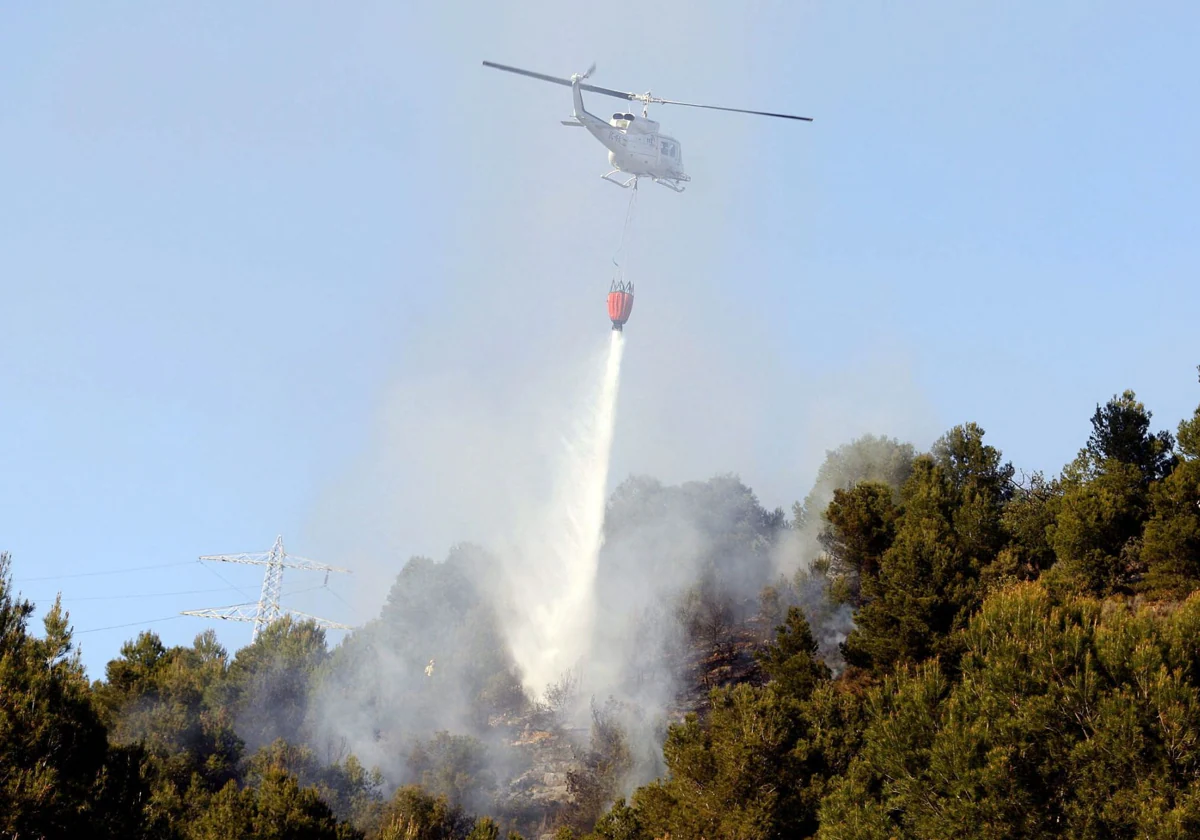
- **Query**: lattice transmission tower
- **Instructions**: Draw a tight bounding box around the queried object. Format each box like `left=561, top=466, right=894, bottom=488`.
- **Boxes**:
left=183, top=535, right=352, bottom=642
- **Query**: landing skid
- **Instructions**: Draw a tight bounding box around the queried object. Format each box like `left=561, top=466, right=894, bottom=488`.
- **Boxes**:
left=601, top=170, right=687, bottom=192
left=601, top=170, right=639, bottom=189
left=652, top=177, right=686, bottom=193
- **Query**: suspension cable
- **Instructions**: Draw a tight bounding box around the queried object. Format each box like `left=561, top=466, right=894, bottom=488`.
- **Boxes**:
left=611, top=181, right=639, bottom=283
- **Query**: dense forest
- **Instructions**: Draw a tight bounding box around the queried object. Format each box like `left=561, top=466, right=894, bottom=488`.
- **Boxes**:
left=6, top=368, right=1200, bottom=839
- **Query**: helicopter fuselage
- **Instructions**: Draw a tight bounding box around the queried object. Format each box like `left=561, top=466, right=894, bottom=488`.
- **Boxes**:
left=569, top=78, right=689, bottom=190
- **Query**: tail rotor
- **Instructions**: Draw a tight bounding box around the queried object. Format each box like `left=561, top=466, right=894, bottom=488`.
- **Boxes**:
left=572, top=62, right=596, bottom=83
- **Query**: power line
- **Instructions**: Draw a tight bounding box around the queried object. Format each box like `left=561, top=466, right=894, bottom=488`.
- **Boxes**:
left=71, top=588, right=354, bottom=639
left=15, top=561, right=194, bottom=583
left=196, top=558, right=257, bottom=602
left=323, top=585, right=354, bottom=611
left=30, top=586, right=238, bottom=603
left=75, top=615, right=184, bottom=635
left=38, top=582, right=342, bottom=607
left=281, top=583, right=328, bottom=599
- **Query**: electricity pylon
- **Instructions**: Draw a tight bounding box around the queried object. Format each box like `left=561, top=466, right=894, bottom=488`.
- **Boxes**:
left=183, top=535, right=351, bottom=642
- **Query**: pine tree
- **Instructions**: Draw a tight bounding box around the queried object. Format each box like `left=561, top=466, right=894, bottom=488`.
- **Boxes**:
left=821, top=482, right=899, bottom=605
left=1086, top=389, right=1177, bottom=483
left=0, top=553, right=114, bottom=837
left=842, top=424, right=1011, bottom=673
left=1142, top=381, right=1200, bottom=594
left=756, top=606, right=831, bottom=702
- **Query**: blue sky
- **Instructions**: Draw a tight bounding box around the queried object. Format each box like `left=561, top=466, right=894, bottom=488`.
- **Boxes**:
left=2, top=2, right=1198, bottom=678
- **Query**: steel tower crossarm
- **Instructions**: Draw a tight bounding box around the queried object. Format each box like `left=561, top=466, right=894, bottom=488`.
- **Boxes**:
left=181, top=604, right=352, bottom=631
left=199, top=536, right=350, bottom=574
left=185, top=535, right=352, bottom=642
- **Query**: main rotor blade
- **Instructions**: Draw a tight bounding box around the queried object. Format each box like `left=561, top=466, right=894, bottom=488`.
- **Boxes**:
left=482, top=61, right=636, bottom=101
left=655, top=98, right=813, bottom=122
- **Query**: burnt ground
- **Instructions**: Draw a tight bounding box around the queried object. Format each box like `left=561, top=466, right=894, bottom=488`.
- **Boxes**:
left=671, top=618, right=773, bottom=722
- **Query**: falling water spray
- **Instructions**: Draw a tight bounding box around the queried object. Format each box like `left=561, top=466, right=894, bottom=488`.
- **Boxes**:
left=503, top=330, right=626, bottom=699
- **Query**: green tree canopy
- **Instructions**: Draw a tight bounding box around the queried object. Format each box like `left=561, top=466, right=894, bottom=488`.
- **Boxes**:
left=0, top=553, right=119, bottom=838
left=842, top=424, right=1012, bottom=673
left=821, top=481, right=899, bottom=605
left=755, top=606, right=831, bottom=702
left=820, top=584, right=1200, bottom=839
left=1086, top=389, right=1177, bottom=483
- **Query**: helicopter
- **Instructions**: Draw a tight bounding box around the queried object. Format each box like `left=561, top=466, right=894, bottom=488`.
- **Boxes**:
left=482, top=60, right=812, bottom=192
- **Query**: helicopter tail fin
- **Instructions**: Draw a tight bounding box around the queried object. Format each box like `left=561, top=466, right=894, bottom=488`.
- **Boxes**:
left=569, top=66, right=594, bottom=121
